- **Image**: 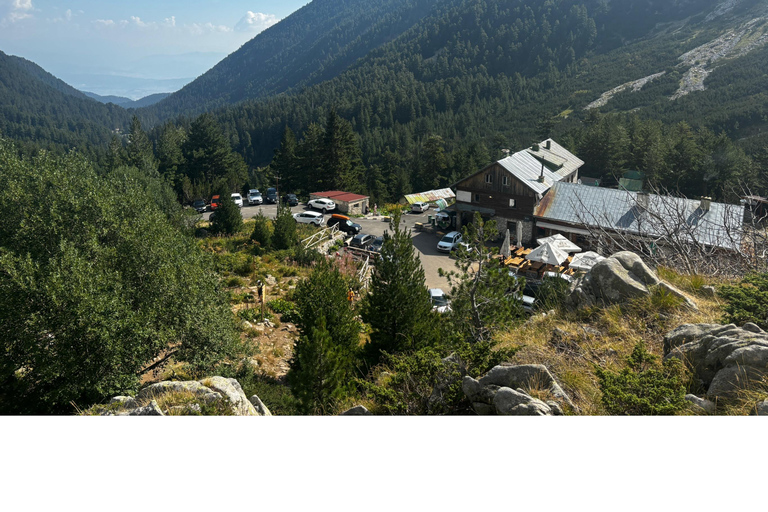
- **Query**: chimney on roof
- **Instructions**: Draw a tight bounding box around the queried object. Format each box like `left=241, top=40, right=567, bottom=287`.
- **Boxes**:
left=545, top=140, right=551, bottom=150
left=538, top=161, right=545, bottom=183
left=700, top=196, right=712, bottom=212
left=532, top=143, right=540, bottom=152
left=637, top=191, right=649, bottom=210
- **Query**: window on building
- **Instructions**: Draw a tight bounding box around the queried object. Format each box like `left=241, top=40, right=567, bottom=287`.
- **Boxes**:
left=485, top=174, right=493, bottom=184
left=509, top=199, right=516, bottom=207
left=474, top=194, right=480, bottom=202
left=502, top=175, right=509, bottom=186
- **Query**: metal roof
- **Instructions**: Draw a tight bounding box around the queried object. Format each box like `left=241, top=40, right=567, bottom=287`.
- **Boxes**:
left=526, top=139, right=584, bottom=179
left=534, top=182, right=744, bottom=251
left=404, top=188, right=456, bottom=204
left=497, top=151, right=563, bottom=195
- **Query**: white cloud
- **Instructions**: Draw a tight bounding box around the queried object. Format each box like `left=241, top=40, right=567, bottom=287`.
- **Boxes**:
left=1, top=0, right=34, bottom=25
left=187, top=22, right=232, bottom=36
left=92, top=18, right=115, bottom=27
left=235, top=11, right=278, bottom=32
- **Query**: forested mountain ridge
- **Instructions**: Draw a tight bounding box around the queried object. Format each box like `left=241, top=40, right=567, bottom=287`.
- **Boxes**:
left=142, top=0, right=443, bottom=121
left=164, top=0, right=767, bottom=177
left=144, top=0, right=729, bottom=122
left=0, top=50, right=131, bottom=151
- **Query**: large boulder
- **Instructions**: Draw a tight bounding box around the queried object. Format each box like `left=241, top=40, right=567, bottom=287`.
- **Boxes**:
left=664, top=323, right=768, bottom=399
left=462, top=364, right=574, bottom=415
left=340, top=405, right=372, bottom=416
left=568, top=251, right=696, bottom=310
left=95, top=377, right=269, bottom=416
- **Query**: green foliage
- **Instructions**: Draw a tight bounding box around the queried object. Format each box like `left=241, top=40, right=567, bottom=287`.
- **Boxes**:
left=362, top=340, right=518, bottom=415
left=446, top=212, right=524, bottom=343
left=267, top=298, right=300, bottom=324
left=288, top=262, right=361, bottom=414
left=362, top=210, right=436, bottom=365
left=0, top=142, right=238, bottom=414
left=719, top=273, right=768, bottom=329
left=272, top=202, right=298, bottom=250
left=211, top=194, right=244, bottom=235
left=596, top=343, right=688, bottom=416
left=250, top=210, right=273, bottom=251
left=535, top=275, right=571, bottom=312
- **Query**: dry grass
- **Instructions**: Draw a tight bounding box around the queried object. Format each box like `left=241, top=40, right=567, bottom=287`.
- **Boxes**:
left=493, top=269, right=730, bottom=415
left=80, top=389, right=235, bottom=416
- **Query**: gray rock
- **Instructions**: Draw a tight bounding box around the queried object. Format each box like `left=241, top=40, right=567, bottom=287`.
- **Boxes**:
left=684, top=394, right=716, bottom=415
left=109, top=396, right=137, bottom=409
left=128, top=400, right=164, bottom=416
left=664, top=323, right=768, bottom=398
left=568, top=251, right=696, bottom=311
left=265, top=275, right=277, bottom=286
left=249, top=395, right=273, bottom=416
left=700, top=285, right=717, bottom=298
left=477, top=364, right=575, bottom=410
left=471, top=402, right=496, bottom=415
left=340, top=405, right=372, bottom=416
left=546, top=401, right=565, bottom=416
left=493, top=388, right=552, bottom=416
left=742, top=323, right=764, bottom=334
left=137, top=380, right=214, bottom=401
left=167, top=404, right=202, bottom=415
left=203, top=377, right=258, bottom=416
left=752, top=400, right=768, bottom=416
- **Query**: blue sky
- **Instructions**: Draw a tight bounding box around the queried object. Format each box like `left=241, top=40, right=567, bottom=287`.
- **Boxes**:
left=0, top=1, right=309, bottom=98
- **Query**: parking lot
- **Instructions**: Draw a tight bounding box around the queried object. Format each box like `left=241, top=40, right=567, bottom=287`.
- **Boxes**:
left=203, top=203, right=458, bottom=290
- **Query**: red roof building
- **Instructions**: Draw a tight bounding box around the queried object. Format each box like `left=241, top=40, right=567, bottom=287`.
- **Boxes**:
left=309, top=191, right=370, bottom=215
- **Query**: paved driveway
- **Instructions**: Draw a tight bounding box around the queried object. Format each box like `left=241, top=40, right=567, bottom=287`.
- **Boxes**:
left=204, top=204, right=458, bottom=290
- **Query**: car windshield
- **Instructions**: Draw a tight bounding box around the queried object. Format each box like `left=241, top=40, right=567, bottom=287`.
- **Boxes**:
left=432, top=295, right=449, bottom=307
left=442, top=234, right=456, bottom=243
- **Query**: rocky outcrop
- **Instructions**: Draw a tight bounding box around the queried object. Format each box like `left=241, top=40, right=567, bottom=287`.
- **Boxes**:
left=568, top=251, right=697, bottom=310
left=340, top=405, right=372, bottom=416
left=664, top=323, right=768, bottom=399
left=684, top=394, right=717, bottom=415
left=96, top=377, right=269, bottom=416
left=462, top=364, right=574, bottom=415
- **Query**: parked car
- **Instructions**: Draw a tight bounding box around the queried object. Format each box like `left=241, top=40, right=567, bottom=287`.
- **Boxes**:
left=192, top=199, right=207, bottom=213
left=231, top=193, right=243, bottom=207
left=265, top=188, right=278, bottom=204
left=247, top=189, right=262, bottom=205
left=411, top=202, right=430, bottom=213
left=282, top=193, right=299, bottom=206
left=293, top=211, right=324, bottom=226
left=437, top=231, right=463, bottom=252
left=508, top=273, right=538, bottom=315
left=327, top=213, right=362, bottom=235
left=349, top=233, right=375, bottom=249
left=370, top=236, right=384, bottom=253
left=210, top=195, right=221, bottom=210
left=429, top=288, right=451, bottom=313
left=308, top=198, right=336, bottom=212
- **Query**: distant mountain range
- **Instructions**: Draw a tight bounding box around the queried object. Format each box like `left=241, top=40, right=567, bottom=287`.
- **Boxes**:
left=83, top=91, right=171, bottom=109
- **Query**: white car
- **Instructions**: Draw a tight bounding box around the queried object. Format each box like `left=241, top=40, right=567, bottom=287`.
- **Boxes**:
left=437, top=231, right=463, bottom=252
left=308, top=198, right=336, bottom=212
left=231, top=193, right=243, bottom=207
left=411, top=202, right=430, bottom=213
left=247, top=189, right=262, bottom=205
left=293, top=211, right=324, bottom=226
left=429, top=288, right=451, bottom=313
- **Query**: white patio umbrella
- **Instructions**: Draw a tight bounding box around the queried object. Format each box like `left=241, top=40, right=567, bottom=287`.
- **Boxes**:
left=501, top=229, right=511, bottom=258
left=536, top=233, right=582, bottom=253
left=525, top=242, right=569, bottom=266
left=569, top=251, right=606, bottom=271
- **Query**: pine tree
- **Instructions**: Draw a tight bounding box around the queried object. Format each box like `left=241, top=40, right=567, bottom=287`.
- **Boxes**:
left=250, top=210, right=273, bottom=250
left=126, top=116, right=157, bottom=174
left=288, top=263, right=360, bottom=414
left=211, top=193, right=243, bottom=235
left=271, top=126, right=300, bottom=192
left=320, top=109, right=365, bottom=192
left=445, top=212, right=524, bottom=343
left=271, top=201, right=297, bottom=250
left=418, top=134, right=448, bottom=191
left=362, top=209, right=435, bottom=365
